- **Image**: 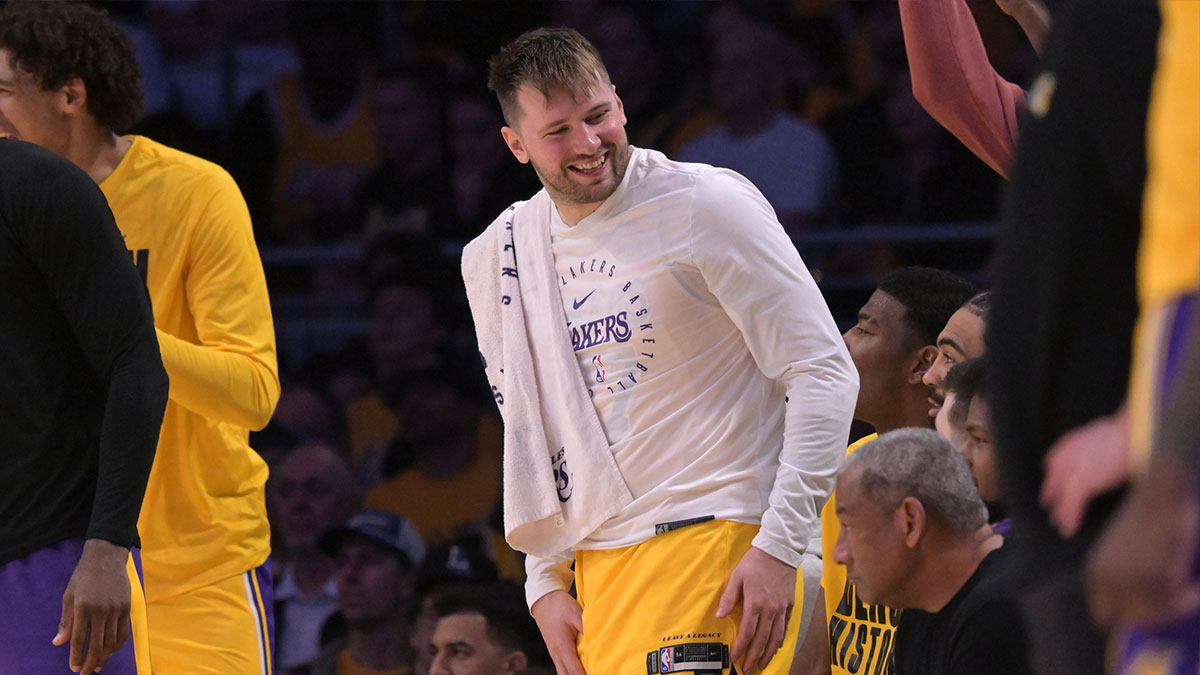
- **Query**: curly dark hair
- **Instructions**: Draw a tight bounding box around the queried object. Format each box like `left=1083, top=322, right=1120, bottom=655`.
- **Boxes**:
left=0, top=1, right=143, bottom=132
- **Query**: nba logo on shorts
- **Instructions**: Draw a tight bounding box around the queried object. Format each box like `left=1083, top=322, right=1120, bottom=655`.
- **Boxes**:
left=660, top=647, right=673, bottom=672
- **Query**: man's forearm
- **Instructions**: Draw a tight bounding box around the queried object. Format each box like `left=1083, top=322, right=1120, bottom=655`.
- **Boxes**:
left=156, top=328, right=279, bottom=430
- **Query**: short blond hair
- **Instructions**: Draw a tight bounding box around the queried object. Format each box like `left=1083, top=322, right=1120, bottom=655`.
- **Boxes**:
left=487, top=27, right=611, bottom=126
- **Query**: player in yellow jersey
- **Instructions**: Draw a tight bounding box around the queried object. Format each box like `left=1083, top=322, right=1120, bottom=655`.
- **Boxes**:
left=794, top=267, right=974, bottom=674
left=0, top=3, right=280, bottom=673
left=1083, top=2, right=1200, bottom=673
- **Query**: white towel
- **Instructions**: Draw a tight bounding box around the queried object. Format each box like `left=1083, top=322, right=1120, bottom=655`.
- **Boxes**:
left=462, top=194, right=633, bottom=558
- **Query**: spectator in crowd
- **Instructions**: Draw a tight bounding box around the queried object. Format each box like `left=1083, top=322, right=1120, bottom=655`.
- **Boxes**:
left=345, top=265, right=468, bottom=475
left=137, top=0, right=297, bottom=157
left=230, top=2, right=380, bottom=244
left=271, top=443, right=361, bottom=674
left=356, top=64, right=452, bottom=243
left=429, top=583, right=553, bottom=675
left=878, top=69, right=1001, bottom=226
left=312, top=511, right=426, bottom=675
left=363, top=370, right=502, bottom=549
left=677, top=6, right=839, bottom=234
left=445, top=89, right=542, bottom=242
left=583, top=5, right=691, bottom=151
left=271, top=380, right=347, bottom=449
left=802, top=266, right=975, bottom=675
left=815, top=3, right=908, bottom=227
left=342, top=235, right=457, bottom=460
left=832, top=428, right=1032, bottom=673
left=409, top=537, right=502, bottom=675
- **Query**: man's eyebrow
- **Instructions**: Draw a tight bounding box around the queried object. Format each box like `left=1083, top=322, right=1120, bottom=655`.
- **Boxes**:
left=937, top=336, right=964, bottom=355
left=857, top=312, right=879, bottom=325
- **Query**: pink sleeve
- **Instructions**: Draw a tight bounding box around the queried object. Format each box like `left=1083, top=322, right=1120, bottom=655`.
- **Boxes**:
left=901, top=0, right=1027, bottom=177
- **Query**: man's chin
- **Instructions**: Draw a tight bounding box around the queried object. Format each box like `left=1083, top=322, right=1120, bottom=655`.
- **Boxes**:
left=855, top=586, right=881, bottom=606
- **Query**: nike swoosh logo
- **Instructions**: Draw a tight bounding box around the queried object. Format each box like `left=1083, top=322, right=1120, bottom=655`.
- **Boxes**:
left=572, top=290, right=596, bottom=310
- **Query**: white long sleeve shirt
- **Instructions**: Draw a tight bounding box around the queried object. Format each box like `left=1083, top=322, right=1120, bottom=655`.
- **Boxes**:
left=524, top=148, right=857, bottom=604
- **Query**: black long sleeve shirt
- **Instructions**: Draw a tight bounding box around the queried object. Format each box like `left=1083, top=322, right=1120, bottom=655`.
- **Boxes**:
left=0, top=139, right=168, bottom=564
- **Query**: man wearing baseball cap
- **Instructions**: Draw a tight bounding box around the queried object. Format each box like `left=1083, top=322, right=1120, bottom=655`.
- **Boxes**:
left=310, top=510, right=426, bottom=675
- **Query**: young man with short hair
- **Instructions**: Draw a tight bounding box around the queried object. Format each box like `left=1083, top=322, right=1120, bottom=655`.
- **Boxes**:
left=0, top=3, right=280, bottom=672
left=465, top=27, right=858, bottom=675
left=429, top=583, right=551, bottom=675
left=803, top=267, right=974, bottom=675
left=313, top=510, right=426, bottom=675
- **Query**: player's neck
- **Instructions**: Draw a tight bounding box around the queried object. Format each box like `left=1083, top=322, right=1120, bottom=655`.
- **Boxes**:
left=552, top=196, right=604, bottom=227
left=66, top=123, right=131, bottom=185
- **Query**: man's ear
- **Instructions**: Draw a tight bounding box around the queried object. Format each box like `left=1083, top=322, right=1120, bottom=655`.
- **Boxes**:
left=501, top=126, right=529, bottom=164
left=59, top=76, right=87, bottom=116
left=612, top=84, right=627, bottom=126
left=898, top=496, right=926, bottom=548
left=503, top=650, right=528, bottom=673
left=909, top=346, right=939, bottom=384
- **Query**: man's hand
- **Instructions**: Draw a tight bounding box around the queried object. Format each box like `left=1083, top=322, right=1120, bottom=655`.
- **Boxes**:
left=53, top=539, right=131, bottom=674
left=530, top=589, right=586, bottom=675
left=1087, top=461, right=1200, bottom=627
left=718, top=547, right=797, bottom=675
left=1040, top=408, right=1131, bottom=538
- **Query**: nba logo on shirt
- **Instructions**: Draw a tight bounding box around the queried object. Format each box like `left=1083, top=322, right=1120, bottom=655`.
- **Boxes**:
left=659, top=648, right=673, bottom=672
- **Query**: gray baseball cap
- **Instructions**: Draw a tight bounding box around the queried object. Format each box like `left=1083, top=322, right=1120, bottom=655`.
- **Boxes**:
left=318, top=510, right=426, bottom=568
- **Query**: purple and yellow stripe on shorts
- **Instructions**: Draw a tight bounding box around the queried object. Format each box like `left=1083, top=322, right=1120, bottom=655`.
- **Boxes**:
left=1113, top=292, right=1199, bottom=675
left=244, top=564, right=276, bottom=675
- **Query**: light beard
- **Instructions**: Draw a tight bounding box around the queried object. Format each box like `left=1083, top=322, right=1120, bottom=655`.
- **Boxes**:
left=533, top=142, right=631, bottom=208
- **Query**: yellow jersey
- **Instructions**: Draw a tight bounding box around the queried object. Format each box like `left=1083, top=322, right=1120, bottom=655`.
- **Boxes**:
left=269, top=72, right=380, bottom=241
left=822, top=433, right=900, bottom=675
left=101, top=136, right=280, bottom=598
left=363, top=414, right=503, bottom=547
left=1129, top=1, right=1200, bottom=463
left=1137, top=0, right=1200, bottom=308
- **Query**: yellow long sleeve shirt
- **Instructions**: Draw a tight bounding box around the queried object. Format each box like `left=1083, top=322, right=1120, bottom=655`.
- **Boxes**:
left=102, top=136, right=280, bottom=598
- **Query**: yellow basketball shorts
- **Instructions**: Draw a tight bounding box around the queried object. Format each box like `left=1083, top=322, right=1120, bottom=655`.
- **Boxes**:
left=128, top=553, right=152, bottom=674
left=575, top=519, right=807, bottom=674
left=144, top=565, right=274, bottom=675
